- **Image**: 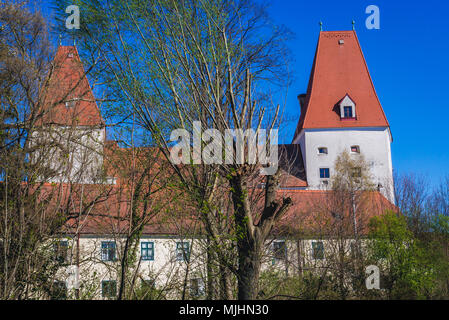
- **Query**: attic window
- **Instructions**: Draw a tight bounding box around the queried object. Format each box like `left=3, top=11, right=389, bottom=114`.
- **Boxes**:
left=65, top=98, right=78, bottom=108
left=343, top=106, right=353, bottom=118
left=67, top=53, right=74, bottom=58
left=318, top=147, right=328, bottom=155
left=339, top=39, right=345, bottom=45
left=338, top=95, right=356, bottom=119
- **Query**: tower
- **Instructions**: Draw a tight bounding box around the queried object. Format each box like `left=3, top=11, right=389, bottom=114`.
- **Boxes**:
left=32, top=45, right=105, bottom=183
left=292, top=31, right=394, bottom=202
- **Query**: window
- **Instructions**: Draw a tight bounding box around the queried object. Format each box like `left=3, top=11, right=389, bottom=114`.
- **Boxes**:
left=53, top=240, right=69, bottom=264
left=351, top=167, right=362, bottom=178
left=351, top=145, right=360, bottom=154
left=319, top=168, right=330, bottom=179
left=101, top=241, right=116, bottom=261
left=343, top=106, right=353, bottom=118
left=176, top=242, right=190, bottom=261
left=141, top=242, right=154, bottom=261
left=273, top=241, right=287, bottom=262
left=312, top=241, right=324, bottom=260
left=318, top=147, right=328, bottom=155
left=102, top=280, right=117, bottom=298
left=65, top=98, right=78, bottom=108
left=50, top=281, right=67, bottom=300
left=190, top=278, right=205, bottom=297
left=338, top=95, right=356, bottom=119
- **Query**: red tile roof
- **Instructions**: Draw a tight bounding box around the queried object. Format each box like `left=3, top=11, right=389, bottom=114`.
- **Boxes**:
left=293, top=31, right=389, bottom=141
left=38, top=46, right=104, bottom=127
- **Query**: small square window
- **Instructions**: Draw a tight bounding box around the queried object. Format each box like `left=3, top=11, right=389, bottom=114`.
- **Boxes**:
left=312, top=241, right=324, bottom=260
left=176, top=242, right=190, bottom=261
left=65, top=98, right=78, bottom=108
left=141, top=242, right=154, bottom=261
left=102, top=280, right=117, bottom=298
left=351, top=145, right=360, bottom=153
left=318, top=147, right=328, bottom=155
left=101, top=241, right=116, bottom=261
left=343, top=106, right=353, bottom=118
left=319, top=168, right=330, bottom=179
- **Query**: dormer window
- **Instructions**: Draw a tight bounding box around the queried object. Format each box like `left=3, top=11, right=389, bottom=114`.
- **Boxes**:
left=318, top=147, right=328, bottom=155
left=65, top=98, right=78, bottom=108
left=344, top=106, right=353, bottom=118
left=338, top=94, right=356, bottom=119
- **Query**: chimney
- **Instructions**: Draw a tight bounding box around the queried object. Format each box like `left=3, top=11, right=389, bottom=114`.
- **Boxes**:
left=297, top=94, right=307, bottom=115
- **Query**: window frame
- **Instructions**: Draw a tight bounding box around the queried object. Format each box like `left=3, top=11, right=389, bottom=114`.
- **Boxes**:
left=351, top=167, right=362, bottom=178
left=101, top=280, right=117, bottom=298
left=50, top=280, right=67, bottom=300
left=317, top=147, right=328, bottom=155
left=53, top=240, right=69, bottom=264
left=101, top=241, right=116, bottom=262
left=176, top=241, right=190, bottom=262
left=141, top=241, right=155, bottom=261
left=350, top=145, right=361, bottom=154
left=189, top=278, right=205, bottom=297
left=272, top=240, right=287, bottom=263
left=312, top=241, right=325, bottom=260
left=343, top=106, right=353, bottom=118
left=319, top=168, right=330, bottom=179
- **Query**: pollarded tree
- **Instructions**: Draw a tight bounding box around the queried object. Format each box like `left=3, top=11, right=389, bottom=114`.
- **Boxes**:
left=54, top=0, right=294, bottom=300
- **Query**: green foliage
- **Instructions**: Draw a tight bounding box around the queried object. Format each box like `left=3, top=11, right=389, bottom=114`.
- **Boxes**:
left=367, top=212, right=438, bottom=299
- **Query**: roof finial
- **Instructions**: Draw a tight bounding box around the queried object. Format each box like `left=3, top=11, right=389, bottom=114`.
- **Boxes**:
left=59, top=34, right=62, bottom=46
left=352, top=20, right=355, bottom=31
left=319, top=21, right=323, bottom=32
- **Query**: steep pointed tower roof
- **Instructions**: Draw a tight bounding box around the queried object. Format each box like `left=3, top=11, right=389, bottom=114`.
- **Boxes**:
left=38, top=46, right=104, bottom=127
left=293, top=30, right=389, bottom=141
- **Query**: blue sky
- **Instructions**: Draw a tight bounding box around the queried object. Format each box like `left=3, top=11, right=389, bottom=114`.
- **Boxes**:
left=40, top=0, right=449, bottom=187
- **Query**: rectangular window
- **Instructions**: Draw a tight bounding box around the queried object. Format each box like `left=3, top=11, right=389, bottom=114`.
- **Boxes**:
left=319, top=168, right=330, bottom=179
left=190, top=278, right=205, bottom=297
left=344, top=106, right=353, bottom=118
left=101, top=241, right=116, bottom=261
left=351, top=145, right=360, bottom=153
left=176, top=242, right=190, bottom=261
left=141, top=242, right=154, bottom=261
left=312, top=241, right=324, bottom=260
left=273, top=241, right=287, bottom=261
left=102, top=280, right=117, bottom=298
left=50, top=281, right=67, bottom=300
left=352, top=167, right=362, bottom=178
left=318, top=147, right=328, bottom=155
left=53, top=240, right=69, bottom=264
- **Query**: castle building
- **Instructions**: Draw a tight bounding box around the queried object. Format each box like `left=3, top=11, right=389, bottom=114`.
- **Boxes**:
left=35, top=30, right=396, bottom=299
